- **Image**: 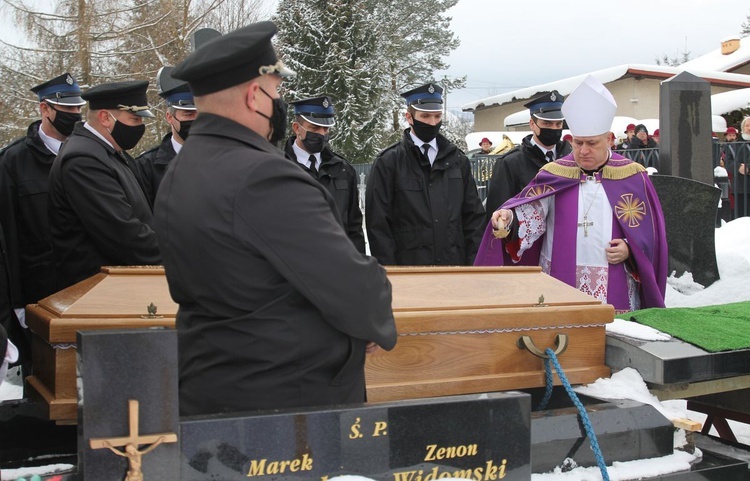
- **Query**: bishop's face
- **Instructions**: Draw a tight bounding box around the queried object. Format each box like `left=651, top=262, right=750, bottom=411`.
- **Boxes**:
left=571, top=133, right=610, bottom=171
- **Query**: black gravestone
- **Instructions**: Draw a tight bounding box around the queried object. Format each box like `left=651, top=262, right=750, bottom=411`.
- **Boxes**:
left=658, top=71, right=714, bottom=185
left=180, top=392, right=531, bottom=481
left=189, top=27, right=222, bottom=51
left=650, top=174, right=720, bottom=287
left=77, top=328, right=179, bottom=481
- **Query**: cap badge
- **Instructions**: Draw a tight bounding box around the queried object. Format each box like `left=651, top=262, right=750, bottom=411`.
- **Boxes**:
left=66, top=74, right=74, bottom=85
left=550, top=92, right=557, bottom=102
left=428, top=84, right=435, bottom=94
left=322, top=98, right=329, bottom=109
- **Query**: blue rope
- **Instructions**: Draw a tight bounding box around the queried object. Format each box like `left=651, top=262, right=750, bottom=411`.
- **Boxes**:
left=539, top=347, right=610, bottom=481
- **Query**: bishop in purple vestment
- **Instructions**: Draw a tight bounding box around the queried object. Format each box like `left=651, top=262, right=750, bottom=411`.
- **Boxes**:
left=474, top=76, right=668, bottom=313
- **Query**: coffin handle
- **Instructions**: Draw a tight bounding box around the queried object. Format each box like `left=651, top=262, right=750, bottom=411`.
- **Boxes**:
left=517, top=334, right=568, bottom=359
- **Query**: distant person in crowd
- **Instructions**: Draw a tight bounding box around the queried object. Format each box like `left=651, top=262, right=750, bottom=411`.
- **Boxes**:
left=157, top=21, right=396, bottom=416
left=607, top=132, right=617, bottom=149
left=48, top=81, right=161, bottom=291
left=485, top=91, right=572, bottom=225
left=563, top=133, right=573, bottom=144
left=137, top=67, right=198, bottom=205
left=616, top=123, right=636, bottom=149
left=366, top=83, right=485, bottom=266
left=725, top=126, right=738, bottom=143
left=724, top=117, right=750, bottom=218
left=0, top=74, right=85, bottom=319
left=284, top=96, right=365, bottom=253
left=626, top=124, right=658, bottom=168
left=479, top=137, right=493, bottom=154
left=476, top=76, right=668, bottom=313
left=652, top=129, right=660, bottom=144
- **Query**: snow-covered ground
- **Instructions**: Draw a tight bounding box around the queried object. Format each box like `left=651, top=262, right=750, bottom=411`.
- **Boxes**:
left=2, top=218, right=750, bottom=480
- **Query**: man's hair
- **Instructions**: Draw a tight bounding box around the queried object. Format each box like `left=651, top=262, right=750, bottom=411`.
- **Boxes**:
left=741, top=116, right=750, bottom=131
left=167, top=106, right=177, bottom=116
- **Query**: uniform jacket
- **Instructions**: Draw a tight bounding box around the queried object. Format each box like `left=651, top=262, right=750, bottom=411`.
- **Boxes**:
left=154, top=113, right=396, bottom=416
left=284, top=137, right=365, bottom=253
left=136, top=133, right=177, bottom=206
left=0, top=121, right=57, bottom=305
left=365, top=129, right=486, bottom=266
left=48, top=123, right=161, bottom=290
left=485, top=134, right=571, bottom=225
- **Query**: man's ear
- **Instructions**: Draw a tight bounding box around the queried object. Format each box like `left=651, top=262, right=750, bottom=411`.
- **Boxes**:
left=98, top=110, right=114, bottom=128
left=245, top=82, right=260, bottom=112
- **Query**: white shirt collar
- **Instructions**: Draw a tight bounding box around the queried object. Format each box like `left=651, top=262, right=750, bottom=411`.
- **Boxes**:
left=292, top=140, right=320, bottom=169
left=171, top=135, right=183, bottom=154
left=83, top=122, right=115, bottom=150
left=530, top=136, right=556, bottom=158
left=409, top=131, right=438, bottom=165
left=37, top=123, right=63, bottom=155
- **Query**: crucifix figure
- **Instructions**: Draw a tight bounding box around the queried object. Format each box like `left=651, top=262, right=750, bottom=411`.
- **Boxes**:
left=578, top=217, right=594, bottom=237
left=89, top=399, right=177, bottom=481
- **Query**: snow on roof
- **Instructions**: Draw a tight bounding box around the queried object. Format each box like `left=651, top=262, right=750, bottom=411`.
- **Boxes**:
left=681, top=36, right=750, bottom=73
left=711, top=88, right=750, bottom=115
left=463, top=64, right=750, bottom=112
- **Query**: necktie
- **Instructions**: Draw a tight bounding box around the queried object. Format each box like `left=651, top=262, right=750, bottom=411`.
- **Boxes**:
left=309, top=154, right=318, bottom=175
left=422, top=144, right=431, bottom=162
left=545, top=151, right=555, bottom=163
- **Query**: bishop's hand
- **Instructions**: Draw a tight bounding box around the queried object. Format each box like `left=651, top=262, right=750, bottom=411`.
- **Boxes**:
left=491, top=209, right=514, bottom=239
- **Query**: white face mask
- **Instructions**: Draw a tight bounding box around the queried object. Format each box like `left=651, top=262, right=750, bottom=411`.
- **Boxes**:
left=742, top=133, right=750, bottom=141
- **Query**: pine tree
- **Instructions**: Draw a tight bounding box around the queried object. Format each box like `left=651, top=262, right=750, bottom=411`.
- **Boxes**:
left=275, top=0, right=463, bottom=163
left=741, top=12, right=750, bottom=38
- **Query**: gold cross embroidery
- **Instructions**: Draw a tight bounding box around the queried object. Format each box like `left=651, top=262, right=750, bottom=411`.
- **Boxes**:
left=615, top=193, right=646, bottom=228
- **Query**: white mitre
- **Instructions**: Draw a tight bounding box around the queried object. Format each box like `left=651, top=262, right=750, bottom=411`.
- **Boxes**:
left=561, top=75, right=617, bottom=136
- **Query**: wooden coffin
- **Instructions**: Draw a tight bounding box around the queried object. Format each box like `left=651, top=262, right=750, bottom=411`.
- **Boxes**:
left=25, top=267, right=177, bottom=422
left=25, top=265, right=613, bottom=422
left=365, top=266, right=614, bottom=402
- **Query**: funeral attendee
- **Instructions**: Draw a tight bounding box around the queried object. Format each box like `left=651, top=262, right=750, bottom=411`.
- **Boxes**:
left=0, top=220, right=23, bottom=383
left=616, top=123, right=636, bottom=150
left=479, top=137, right=492, bottom=154
left=485, top=91, right=572, bottom=224
left=157, top=21, right=397, bottom=416
left=284, top=96, right=365, bottom=253
left=626, top=123, right=658, bottom=168
left=0, top=73, right=85, bottom=318
left=725, top=117, right=750, bottom=217
left=725, top=126, right=738, bottom=143
left=48, top=80, right=161, bottom=291
left=652, top=128, right=660, bottom=144
left=365, top=83, right=485, bottom=266
left=137, top=67, right=198, bottom=205
left=476, top=75, right=668, bottom=313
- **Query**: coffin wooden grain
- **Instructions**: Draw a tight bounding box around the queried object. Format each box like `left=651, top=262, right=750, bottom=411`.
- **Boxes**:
left=25, top=266, right=613, bottom=422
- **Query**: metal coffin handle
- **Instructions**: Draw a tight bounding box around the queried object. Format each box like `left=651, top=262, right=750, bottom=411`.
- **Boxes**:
left=516, top=334, right=568, bottom=359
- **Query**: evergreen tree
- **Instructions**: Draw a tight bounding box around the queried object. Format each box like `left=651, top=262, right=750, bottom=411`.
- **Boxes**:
left=742, top=11, right=750, bottom=38
left=275, top=0, right=463, bottom=162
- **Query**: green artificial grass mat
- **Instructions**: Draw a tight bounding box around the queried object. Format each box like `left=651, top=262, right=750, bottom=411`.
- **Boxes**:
left=626, top=301, right=750, bottom=352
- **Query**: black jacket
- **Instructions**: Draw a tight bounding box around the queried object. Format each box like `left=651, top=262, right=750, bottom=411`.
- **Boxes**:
left=154, top=114, right=396, bottom=416
left=0, top=121, right=57, bottom=306
left=725, top=141, right=750, bottom=194
left=48, top=123, right=161, bottom=290
left=284, top=137, right=365, bottom=254
left=485, top=134, right=571, bottom=223
left=365, top=129, right=485, bottom=266
left=136, top=133, right=177, bottom=206
left=0, top=220, right=27, bottom=366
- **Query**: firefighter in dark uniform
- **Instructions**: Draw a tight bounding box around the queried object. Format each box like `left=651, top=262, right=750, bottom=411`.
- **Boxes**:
left=156, top=21, right=396, bottom=416
left=485, top=90, right=571, bottom=224
left=0, top=73, right=85, bottom=322
left=284, top=96, right=365, bottom=253
left=365, top=83, right=485, bottom=266
left=48, top=81, right=161, bottom=291
left=136, top=67, right=198, bottom=205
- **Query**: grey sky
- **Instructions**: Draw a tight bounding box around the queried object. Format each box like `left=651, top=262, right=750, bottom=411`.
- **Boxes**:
left=438, top=0, right=750, bottom=111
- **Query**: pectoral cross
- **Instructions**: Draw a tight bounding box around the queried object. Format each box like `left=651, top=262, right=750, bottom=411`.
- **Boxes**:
left=89, top=400, right=177, bottom=481
left=578, top=216, right=594, bottom=237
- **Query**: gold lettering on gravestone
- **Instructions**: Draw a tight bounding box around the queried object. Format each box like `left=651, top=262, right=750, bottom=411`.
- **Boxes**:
left=89, top=399, right=177, bottom=481
left=246, top=453, right=314, bottom=477
left=392, top=459, right=507, bottom=481
left=348, top=417, right=389, bottom=439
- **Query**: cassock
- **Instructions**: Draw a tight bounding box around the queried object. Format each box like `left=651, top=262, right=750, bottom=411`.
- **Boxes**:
left=475, top=153, right=667, bottom=313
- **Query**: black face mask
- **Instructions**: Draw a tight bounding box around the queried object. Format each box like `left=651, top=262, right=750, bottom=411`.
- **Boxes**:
left=534, top=123, right=563, bottom=147
left=410, top=117, right=442, bottom=143
left=47, top=104, right=81, bottom=137
left=257, top=87, right=287, bottom=145
left=300, top=127, right=327, bottom=154
left=108, top=113, right=146, bottom=151
left=174, top=119, right=193, bottom=141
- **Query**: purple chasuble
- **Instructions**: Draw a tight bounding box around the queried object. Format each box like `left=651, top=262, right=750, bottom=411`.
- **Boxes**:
left=475, top=153, right=668, bottom=311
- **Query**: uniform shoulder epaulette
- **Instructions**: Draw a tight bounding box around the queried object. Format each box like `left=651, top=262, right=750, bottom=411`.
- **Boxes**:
left=0, top=136, right=26, bottom=158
